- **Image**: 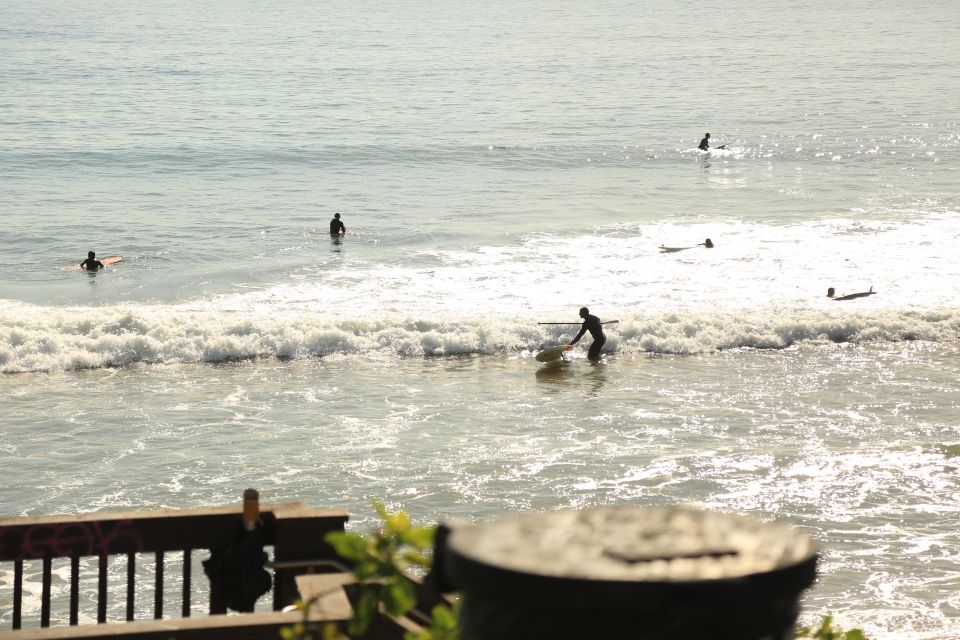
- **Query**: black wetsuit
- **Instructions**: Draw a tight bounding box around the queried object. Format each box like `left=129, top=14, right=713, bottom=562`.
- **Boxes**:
left=698, top=136, right=710, bottom=151
left=79, top=258, right=103, bottom=270
left=330, top=218, right=345, bottom=234
left=572, top=314, right=606, bottom=360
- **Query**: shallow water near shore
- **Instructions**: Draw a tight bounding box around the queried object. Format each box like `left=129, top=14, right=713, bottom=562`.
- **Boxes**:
left=3, top=344, right=960, bottom=634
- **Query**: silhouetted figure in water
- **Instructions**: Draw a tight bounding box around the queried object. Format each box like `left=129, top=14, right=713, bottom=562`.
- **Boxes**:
left=330, top=212, right=346, bottom=235
left=659, top=238, right=713, bottom=253
left=79, top=251, right=104, bottom=270
left=827, top=286, right=876, bottom=301
left=698, top=133, right=726, bottom=151
left=569, top=307, right=606, bottom=361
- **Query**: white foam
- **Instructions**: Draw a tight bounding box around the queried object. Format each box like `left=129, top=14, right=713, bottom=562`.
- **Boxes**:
left=3, top=214, right=959, bottom=372
left=1, top=299, right=957, bottom=373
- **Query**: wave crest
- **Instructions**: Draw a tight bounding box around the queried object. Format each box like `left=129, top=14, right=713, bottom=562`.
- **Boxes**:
left=1, top=303, right=957, bottom=373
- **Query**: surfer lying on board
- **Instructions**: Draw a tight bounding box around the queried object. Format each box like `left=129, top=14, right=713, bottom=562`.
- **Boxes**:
left=569, top=307, right=606, bottom=361
left=79, top=251, right=104, bottom=270
left=330, top=213, right=346, bottom=235
left=698, top=133, right=726, bottom=151
left=827, top=286, right=876, bottom=301
left=659, top=238, right=714, bottom=252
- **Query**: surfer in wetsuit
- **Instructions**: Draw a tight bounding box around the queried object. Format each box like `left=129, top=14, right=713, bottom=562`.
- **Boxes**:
left=329, top=213, right=346, bottom=235
left=703, top=238, right=714, bottom=248
left=569, top=307, right=606, bottom=361
left=827, top=286, right=875, bottom=301
left=79, top=251, right=104, bottom=270
left=698, top=133, right=726, bottom=151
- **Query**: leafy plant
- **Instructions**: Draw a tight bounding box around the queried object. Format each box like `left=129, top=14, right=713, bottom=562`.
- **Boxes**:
left=312, top=501, right=456, bottom=640
left=796, top=614, right=868, bottom=639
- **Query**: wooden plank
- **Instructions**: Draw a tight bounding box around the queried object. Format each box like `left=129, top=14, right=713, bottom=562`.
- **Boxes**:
left=294, top=573, right=354, bottom=620
left=7, top=609, right=341, bottom=640
left=182, top=549, right=192, bottom=618
left=13, top=558, right=23, bottom=629
left=0, top=504, right=348, bottom=561
left=126, top=553, right=135, bottom=621
left=41, top=556, right=51, bottom=627
left=71, top=555, right=80, bottom=625
left=153, top=552, right=163, bottom=619
left=97, top=553, right=107, bottom=623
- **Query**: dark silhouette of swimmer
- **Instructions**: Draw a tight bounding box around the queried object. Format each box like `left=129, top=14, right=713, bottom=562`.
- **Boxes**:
left=569, top=307, right=606, bottom=361
left=698, top=133, right=726, bottom=151
left=329, top=213, right=346, bottom=235
left=659, top=238, right=713, bottom=252
left=827, top=286, right=876, bottom=301
left=79, top=251, right=104, bottom=270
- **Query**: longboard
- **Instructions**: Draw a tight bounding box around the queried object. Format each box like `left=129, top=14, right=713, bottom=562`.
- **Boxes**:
left=75, top=256, right=123, bottom=269
left=535, top=345, right=571, bottom=363
left=659, top=246, right=693, bottom=253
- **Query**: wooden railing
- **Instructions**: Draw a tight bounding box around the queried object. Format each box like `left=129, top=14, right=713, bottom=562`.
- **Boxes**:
left=0, top=496, right=348, bottom=632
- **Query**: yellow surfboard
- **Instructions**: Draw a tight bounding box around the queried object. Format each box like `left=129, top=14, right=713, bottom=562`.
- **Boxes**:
left=535, top=345, right=571, bottom=362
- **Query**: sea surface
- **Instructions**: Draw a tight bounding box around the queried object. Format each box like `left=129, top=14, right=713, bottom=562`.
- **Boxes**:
left=2, top=0, right=960, bottom=636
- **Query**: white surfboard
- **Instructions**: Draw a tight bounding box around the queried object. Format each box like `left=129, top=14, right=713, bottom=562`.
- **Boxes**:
left=535, top=345, right=571, bottom=363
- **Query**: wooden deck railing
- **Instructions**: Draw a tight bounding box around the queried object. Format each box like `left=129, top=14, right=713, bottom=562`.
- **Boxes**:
left=0, top=495, right=348, bottom=632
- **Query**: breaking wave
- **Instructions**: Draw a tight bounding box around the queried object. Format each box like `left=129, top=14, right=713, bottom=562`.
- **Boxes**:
left=1, top=301, right=957, bottom=373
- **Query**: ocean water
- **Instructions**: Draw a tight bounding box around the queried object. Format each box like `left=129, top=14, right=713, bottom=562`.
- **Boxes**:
left=2, top=0, right=960, bottom=636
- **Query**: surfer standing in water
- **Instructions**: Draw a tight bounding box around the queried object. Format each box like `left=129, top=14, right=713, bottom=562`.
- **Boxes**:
left=569, top=307, right=606, bottom=361
left=330, top=212, right=346, bottom=235
left=79, top=251, right=104, bottom=270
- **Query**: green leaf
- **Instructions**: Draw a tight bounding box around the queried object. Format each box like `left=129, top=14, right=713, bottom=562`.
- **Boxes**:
left=401, top=549, right=432, bottom=569
left=382, top=576, right=417, bottom=617
left=431, top=604, right=457, bottom=630
left=400, top=525, right=436, bottom=549
left=352, top=559, right=380, bottom=581
left=373, top=500, right=390, bottom=521
left=325, top=531, right=370, bottom=562
left=844, top=631, right=867, bottom=640
left=386, top=510, right=411, bottom=535
left=348, top=587, right=380, bottom=637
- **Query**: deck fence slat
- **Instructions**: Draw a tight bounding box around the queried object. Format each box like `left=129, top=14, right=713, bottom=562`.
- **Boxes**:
left=154, top=551, right=164, bottom=619
left=41, top=556, right=52, bottom=627
left=70, top=554, right=80, bottom=625
left=97, top=552, right=108, bottom=623
left=13, top=558, right=23, bottom=629
left=182, top=549, right=192, bottom=617
left=126, top=552, right=136, bottom=621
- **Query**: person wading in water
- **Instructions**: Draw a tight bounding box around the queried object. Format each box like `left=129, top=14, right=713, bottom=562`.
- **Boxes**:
left=569, top=306, right=606, bottom=361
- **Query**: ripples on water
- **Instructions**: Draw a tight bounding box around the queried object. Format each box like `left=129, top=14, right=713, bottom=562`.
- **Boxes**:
left=3, top=345, right=960, bottom=635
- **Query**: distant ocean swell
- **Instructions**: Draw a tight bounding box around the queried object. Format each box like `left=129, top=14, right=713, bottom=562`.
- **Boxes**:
left=2, top=303, right=958, bottom=373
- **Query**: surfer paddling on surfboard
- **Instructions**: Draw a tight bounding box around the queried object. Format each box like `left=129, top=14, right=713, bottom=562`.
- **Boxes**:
left=660, top=238, right=714, bottom=253
left=827, top=286, right=876, bottom=301
left=569, top=307, right=606, bottom=361
left=79, top=251, right=104, bottom=270
left=698, top=133, right=726, bottom=151
left=330, top=212, right=346, bottom=235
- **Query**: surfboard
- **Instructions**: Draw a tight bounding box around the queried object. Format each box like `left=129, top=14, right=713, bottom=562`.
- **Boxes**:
left=535, top=345, right=571, bottom=362
left=659, top=246, right=692, bottom=253
left=75, top=256, right=123, bottom=269
left=832, top=290, right=875, bottom=301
